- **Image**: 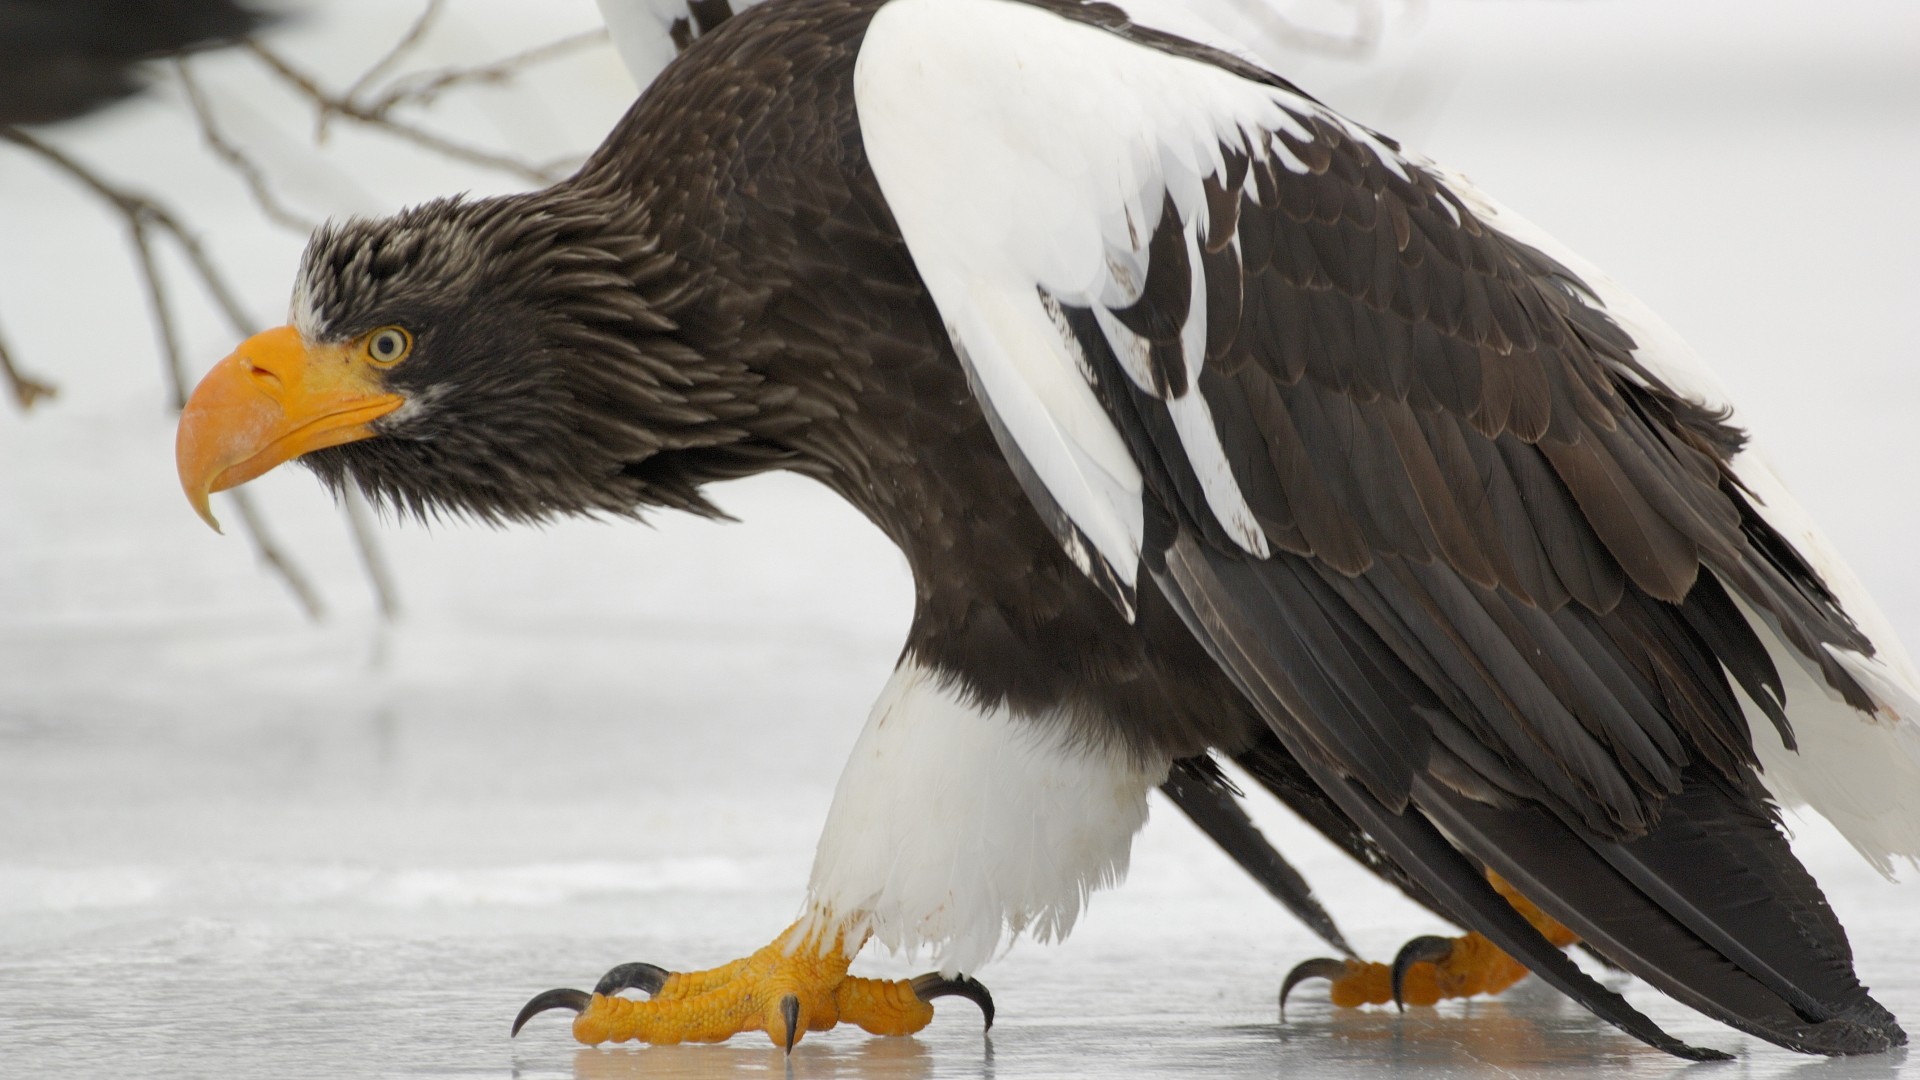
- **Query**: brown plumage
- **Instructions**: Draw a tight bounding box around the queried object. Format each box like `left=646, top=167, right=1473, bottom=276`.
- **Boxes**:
left=180, top=0, right=1908, bottom=1059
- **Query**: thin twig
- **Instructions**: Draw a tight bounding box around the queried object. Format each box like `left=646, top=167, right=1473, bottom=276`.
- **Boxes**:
left=177, top=61, right=318, bottom=233
left=339, top=0, right=448, bottom=114
left=368, top=28, right=608, bottom=114
left=4, top=0, right=598, bottom=621
left=142, top=207, right=257, bottom=341
left=1, top=127, right=256, bottom=341
left=248, top=42, right=564, bottom=184
left=125, top=215, right=190, bottom=408
left=0, top=314, right=57, bottom=410
left=0, top=125, right=352, bottom=619
left=226, top=488, right=327, bottom=621
left=342, top=481, right=401, bottom=620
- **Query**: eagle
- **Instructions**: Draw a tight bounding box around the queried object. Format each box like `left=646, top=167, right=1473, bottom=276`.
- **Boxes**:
left=173, top=0, right=1920, bottom=1058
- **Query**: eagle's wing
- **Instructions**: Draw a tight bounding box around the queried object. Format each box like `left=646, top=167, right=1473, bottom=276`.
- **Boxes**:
left=858, top=0, right=1915, bottom=1056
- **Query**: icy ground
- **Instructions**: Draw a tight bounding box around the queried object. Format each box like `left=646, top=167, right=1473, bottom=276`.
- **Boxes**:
left=2, top=1, right=1918, bottom=1077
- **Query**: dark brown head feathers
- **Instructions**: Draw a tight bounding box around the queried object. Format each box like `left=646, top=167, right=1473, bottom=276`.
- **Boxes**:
left=296, top=185, right=797, bottom=526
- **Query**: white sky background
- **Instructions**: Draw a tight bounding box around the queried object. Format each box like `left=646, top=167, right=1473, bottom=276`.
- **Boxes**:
left=0, top=1, right=1917, bottom=1077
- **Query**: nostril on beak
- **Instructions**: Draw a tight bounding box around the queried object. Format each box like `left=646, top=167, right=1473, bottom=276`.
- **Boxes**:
left=249, top=363, right=282, bottom=388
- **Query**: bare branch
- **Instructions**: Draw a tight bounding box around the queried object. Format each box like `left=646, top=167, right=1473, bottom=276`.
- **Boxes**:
left=0, top=0, right=604, bottom=620
left=177, top=61, right=318, bottom=233
left=339, top=0, right=449, bottom=112
left=4, top=128, right=197, bottom=403
left=342, top=480, right=402, bottom=620
left=235, top=1, right=606, bottom=189
left=0, top=315, right=57, bottom=410
left=248, top=42, right=565, bottom=184
left=140, top=207, right=259, bottom=342
left=2, top=125, right=131, bottom=205
left=125, top=213, right=190, bottom=408
left=1, top=127, right=257, bottom=344
left=225, top=488, right=327, bottom=621
left=367, top=28, right=609, bottom=114
left=0, top=126, right=359, bottom=620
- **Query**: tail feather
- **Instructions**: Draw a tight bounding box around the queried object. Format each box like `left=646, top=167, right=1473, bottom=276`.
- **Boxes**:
left=1160, top=755, right=1355, bottom=956
left=1422, top=773, right=1904, bottom=1055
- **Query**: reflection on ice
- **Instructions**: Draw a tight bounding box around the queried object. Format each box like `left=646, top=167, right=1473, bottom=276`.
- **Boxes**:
left=566, top=1036, right=940, bottom=1080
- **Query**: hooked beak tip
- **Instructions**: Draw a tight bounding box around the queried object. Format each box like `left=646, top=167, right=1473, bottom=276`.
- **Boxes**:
left=189, top=488, right=224, bottom=534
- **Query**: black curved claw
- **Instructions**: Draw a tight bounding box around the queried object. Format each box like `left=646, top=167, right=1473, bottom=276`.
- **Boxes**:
left=594, top=961, right=671, bottom=997
left=1390, top=935, right=1457, bottom=1012
left=1278, top=957, right=1349, bottom=1022
left=511, top=987, right=592, bottom=1037
left=910, top=972, right=996, bottom=1030
left=780, top=993, right=802, bottom=1054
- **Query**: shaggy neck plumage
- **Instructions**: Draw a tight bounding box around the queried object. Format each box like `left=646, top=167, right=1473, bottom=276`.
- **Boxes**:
left=298, top=181, right=805, bottom=525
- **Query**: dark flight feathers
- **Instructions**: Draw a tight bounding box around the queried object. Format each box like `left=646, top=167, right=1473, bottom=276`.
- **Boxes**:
left=1047, top=18, right=1901, bottom=1054
left=1161, top=756, right=1354, bottom=957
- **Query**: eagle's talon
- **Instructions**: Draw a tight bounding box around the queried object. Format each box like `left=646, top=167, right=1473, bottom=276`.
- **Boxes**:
left=910, top=972, right=996, bottom=1029
left=518, top=921, right=971, bottom=1047
left=1391, top=936, right=1457, bottom=1011
left=779, top=993, right=803, bottom=1053
left=1278, top=957, right=1351, bottom=1020
left=511, top=987, right=592, bottom=1036
left=594, top=961, right=672, bottom=997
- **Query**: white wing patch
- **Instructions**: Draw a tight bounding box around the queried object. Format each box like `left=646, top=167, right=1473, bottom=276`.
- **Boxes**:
left=858, top=0, right=1342, bottom=589
left=949, top=290, right=1148, bottom=596
left=1170, top=390, right=1269, bottom=556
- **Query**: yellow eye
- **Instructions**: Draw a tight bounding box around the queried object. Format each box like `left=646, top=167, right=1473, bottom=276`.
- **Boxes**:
left=366, top=326, right=412, bottom=365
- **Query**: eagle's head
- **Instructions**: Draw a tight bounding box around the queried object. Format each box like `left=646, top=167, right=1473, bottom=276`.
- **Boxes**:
left=177, top=188, right=783, bottom=530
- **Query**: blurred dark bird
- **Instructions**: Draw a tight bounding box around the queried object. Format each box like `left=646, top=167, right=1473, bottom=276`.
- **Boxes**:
left=0, top=0, right=263, bottom=126
left=175, top=0, right=1920, bottom=1060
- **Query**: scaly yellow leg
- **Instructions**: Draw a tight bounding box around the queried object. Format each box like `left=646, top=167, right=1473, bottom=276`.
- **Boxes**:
left=1280, top=871, right=1581, bottom=1015
left=511, top=918, right=993, bottom=1050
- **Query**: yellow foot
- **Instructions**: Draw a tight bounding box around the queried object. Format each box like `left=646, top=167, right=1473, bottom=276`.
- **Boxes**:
left=1279, top=872, right=1581, bottom=1016
left=510, top=921, right=994, bottom=1051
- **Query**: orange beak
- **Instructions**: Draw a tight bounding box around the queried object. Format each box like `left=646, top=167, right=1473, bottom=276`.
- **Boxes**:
left=176, top=325, right=404, bottom=532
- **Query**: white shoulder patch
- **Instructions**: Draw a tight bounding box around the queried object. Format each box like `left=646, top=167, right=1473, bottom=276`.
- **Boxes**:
left=856, top=0, right=1356, bottom=595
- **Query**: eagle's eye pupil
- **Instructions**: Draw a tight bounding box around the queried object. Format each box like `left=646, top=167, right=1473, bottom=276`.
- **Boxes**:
left=368, top=327, right=410, bottom=364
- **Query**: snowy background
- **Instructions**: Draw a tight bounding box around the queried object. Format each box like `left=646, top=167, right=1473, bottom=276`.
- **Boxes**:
left=1, top=0, right=1916, bottom=1076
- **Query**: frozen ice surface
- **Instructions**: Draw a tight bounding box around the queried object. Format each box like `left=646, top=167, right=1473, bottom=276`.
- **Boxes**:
left=2, top=0, right=1917, bottom=1077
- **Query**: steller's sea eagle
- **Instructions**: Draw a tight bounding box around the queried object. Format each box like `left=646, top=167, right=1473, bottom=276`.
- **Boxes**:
left=173, top=0, right=1920, bottom=1058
